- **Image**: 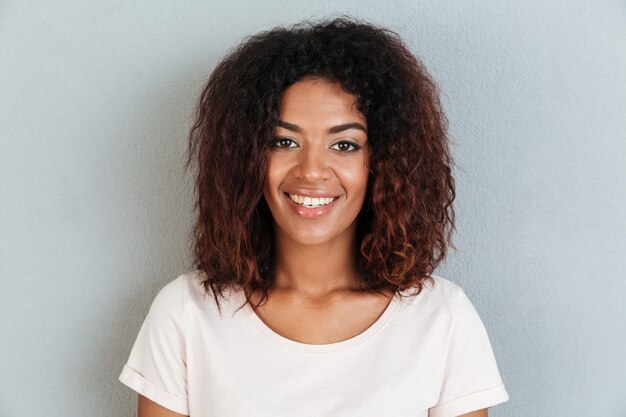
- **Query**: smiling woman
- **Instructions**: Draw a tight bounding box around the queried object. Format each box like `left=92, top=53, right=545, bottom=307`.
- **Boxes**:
left=263, top=78, right=370, bottom=247
left=118, top=17, right=509, bottom=417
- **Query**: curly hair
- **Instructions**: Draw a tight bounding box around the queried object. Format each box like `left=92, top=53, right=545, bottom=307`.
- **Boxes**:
left=185, top=16, right=456, bottom=313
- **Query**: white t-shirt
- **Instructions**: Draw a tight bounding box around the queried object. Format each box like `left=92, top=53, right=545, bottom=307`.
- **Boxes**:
left=119, top=270, right=509, bottom=417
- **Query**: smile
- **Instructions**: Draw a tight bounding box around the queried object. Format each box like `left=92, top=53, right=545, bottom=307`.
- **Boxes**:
left=287, top=193, right=337, bottom=208
left=283, top=192, right=340, bottom=219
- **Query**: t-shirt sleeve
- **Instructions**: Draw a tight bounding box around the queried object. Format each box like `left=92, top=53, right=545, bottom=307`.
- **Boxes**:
left=118, top=277, right=189, bottom=415
left=429, top=285, right=509, bottom=417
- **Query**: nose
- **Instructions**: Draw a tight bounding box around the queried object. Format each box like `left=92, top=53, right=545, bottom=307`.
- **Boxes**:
left=292, top=144, right=331, bottom=183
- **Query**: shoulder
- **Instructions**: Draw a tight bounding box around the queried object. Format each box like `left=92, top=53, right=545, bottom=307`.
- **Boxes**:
left=424, top=274, right=465, bottom=294
left=155, top=269, right=244, bottom=318
left=156, top=269, right=219, bottom=300
left=396, top=274, right=488, bottom=337
left=145, top=270, right=206, bottom=318
left=398, top=274, right=468, bottom=313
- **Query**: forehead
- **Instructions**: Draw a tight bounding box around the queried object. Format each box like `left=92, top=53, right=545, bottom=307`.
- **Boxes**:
left=277, top=78, right=366, bottom=127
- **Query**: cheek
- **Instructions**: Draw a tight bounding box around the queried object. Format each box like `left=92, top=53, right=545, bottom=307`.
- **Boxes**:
left=263, top=158, right=284, bottom=199
left=343, top=160, right=370, bottom=195
left=262, top=173, right=274, bottom=202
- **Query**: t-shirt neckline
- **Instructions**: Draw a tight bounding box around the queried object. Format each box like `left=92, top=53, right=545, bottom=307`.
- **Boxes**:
left=240, top=289, right=402, bottom=353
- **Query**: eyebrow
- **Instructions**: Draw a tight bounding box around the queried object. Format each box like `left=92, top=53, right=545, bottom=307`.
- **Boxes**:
left=276, top=120, right=368, bottom=134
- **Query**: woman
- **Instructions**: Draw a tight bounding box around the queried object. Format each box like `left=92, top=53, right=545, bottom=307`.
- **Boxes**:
left=119, top=17, right=509, bottom=417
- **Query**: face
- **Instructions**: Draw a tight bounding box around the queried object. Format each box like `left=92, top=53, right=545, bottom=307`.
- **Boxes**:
left=262, top=77, right=370, bottom=248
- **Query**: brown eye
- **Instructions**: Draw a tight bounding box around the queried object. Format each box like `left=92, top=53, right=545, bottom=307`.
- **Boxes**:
left=331, top=141, right=359, bottom=152
left=271, top=137, right=298, bottom=149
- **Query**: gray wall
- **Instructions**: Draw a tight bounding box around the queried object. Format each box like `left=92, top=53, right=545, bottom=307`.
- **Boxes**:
left=1, top=1, right=625, bottom=416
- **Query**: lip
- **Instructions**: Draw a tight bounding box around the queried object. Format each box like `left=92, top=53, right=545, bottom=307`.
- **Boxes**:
left=284, top=193, right=339, bottom=219
left=283, top=189, right=341, bottom=198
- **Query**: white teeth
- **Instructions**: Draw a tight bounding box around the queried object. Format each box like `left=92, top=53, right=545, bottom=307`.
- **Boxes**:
left=288, top=193, right=336, bottom=207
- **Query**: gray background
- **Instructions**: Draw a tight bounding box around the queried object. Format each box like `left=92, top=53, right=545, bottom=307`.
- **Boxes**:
left=1, top=1, right=625, bottom=416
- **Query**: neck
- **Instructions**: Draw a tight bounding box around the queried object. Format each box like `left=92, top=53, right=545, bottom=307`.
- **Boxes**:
left=271, top=225, right=363, bottom=297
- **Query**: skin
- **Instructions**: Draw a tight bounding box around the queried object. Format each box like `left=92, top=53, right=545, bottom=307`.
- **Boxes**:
left=138, top=394, right=487, bottom=417
left=137, top=77, right=489, bottom=417
left=138, top=395, right=187, bottom=417
left=137, top=395, right=488, bottom=417
left=462, top=410, right=488, bottom=417
left=262, top=77, right=371, bottom=297
left=247, top=77, right=398, bottom=344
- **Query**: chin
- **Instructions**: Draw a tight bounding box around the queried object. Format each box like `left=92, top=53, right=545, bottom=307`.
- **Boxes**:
left=286, top=223, right=355, bottom=247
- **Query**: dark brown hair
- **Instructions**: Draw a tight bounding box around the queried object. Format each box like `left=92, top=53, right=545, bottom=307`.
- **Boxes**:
left=185, top=16, right=456, bottom=312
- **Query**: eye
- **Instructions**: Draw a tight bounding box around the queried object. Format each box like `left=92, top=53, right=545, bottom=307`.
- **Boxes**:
left=330, top=141, right=360, bottom=153
left=271, top=137, right=298, bottom=149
